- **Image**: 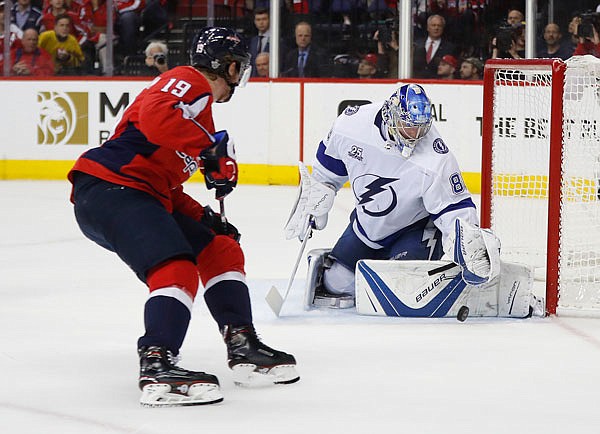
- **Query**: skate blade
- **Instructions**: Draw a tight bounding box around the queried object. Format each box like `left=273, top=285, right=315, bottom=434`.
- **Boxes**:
left=140, top=383, right=224, bottom=407
left=231, top=364, right=300, bottom=387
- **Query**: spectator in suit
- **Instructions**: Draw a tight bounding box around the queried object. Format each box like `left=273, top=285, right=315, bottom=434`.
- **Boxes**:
left=413, top=14, right=456, bottom=79
left=248, top=8, right=287, bottom=77
left=11, top=0, right=42, bottom=32
left=537, top=23, right=573, bottom=60
left=255, top=51, right=269, bottom=77
left=0, top=27, right=54, bottom=75
left=282, top=21, right=327, bottom=78
left=249, top=8, right=270, bottom=77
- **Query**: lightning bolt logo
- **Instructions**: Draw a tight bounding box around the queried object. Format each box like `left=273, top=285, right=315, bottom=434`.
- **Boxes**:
left=355, top=176, right=398, bottom=217
left=422, top=226, right=438, bottom=260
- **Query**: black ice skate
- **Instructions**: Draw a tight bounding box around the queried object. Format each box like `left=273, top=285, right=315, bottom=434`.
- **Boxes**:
left=138, top=346, right=223, bottom=407
left=222, top=325, right=300, bottom=386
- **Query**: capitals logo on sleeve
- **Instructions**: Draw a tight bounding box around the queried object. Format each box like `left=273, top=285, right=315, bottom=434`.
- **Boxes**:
left=176, top=151, right=200, bottom=176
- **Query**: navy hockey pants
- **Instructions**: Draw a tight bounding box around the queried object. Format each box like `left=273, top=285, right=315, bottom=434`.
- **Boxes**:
left=71, top=172, right=214, bottom=282
left=330, top=214, right=444, bottom=271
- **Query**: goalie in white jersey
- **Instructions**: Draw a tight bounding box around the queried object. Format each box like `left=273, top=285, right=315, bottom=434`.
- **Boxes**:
left=285, top=84, right=513, bottom=313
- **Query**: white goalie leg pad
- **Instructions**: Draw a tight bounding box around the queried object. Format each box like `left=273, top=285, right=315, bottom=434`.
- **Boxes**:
left=355, top=259, right=536, bottom=318
left=355, top=260, right=467, bottom=317
left=495, top=261, right=536, bottom=318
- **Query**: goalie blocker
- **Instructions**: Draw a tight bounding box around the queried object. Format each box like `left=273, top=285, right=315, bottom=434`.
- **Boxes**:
left=354, top=259, right=540, bottom=318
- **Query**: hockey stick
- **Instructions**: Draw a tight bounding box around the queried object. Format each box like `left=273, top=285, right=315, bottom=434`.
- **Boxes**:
left=265, top=219, right=313, bottom=316
left=218, top=197, right=228, bottom=232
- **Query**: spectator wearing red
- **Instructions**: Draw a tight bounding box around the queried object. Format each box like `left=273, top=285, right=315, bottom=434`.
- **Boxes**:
left=40, top=0, right=91, bottom=45
left=573, top=15, right=600, bottom=58
left=292, top=0, right=309, bottom=14
left=356, top=53, right=378, bottom=79
left=84, top=0, right=113, bottom=74
left=66, top=0, right=90, bottom=21
left=0, top=28, right=54, bottom=75
left=436, top=54, right=457, bottom=79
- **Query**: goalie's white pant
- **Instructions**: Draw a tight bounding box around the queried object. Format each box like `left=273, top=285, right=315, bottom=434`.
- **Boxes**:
left=323, top=261, right=355, bottom=296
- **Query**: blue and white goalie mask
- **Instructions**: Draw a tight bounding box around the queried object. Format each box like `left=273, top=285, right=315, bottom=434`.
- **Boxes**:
left=381, top=84, right=433, bottom=158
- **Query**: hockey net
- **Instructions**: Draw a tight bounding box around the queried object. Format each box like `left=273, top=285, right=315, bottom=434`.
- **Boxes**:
left=481, top=56, right=600, bottom=316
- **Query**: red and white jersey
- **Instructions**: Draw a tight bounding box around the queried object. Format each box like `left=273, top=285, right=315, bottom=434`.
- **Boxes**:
left=113, top=0, right=144, bottom=13
left=69, top=66, right=219, bottom=218
left=39, top=9, right=92, bottom=44
left=0, top=25, right=23, bottom=56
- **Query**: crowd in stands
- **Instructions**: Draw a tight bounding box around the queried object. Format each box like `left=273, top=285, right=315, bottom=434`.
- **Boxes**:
left=0, top=0, right=169, bottom=75
left=1, top=0, right=600, bottom=77
left=242, top=1, right=600, bottom=79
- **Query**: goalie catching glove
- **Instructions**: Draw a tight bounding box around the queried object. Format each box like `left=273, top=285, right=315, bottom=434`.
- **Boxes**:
left=451, top=218, right=501, bottom=285
left=284, top=162, right=336, bottom=241
left=200, top=130, right=237, bottom=199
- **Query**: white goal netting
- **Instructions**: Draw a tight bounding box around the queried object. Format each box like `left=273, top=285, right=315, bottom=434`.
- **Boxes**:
left=487, top=55, right=600, bottom=315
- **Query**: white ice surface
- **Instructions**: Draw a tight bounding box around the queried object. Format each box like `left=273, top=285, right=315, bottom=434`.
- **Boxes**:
left=1, top=181, right=600, bottom=434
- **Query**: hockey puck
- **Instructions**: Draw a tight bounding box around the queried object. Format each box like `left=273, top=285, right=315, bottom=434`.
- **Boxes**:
left=457, top=306, right=469, bottom=322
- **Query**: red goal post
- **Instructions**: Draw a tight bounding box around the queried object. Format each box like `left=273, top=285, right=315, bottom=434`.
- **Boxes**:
left=481, top=56, right=600, bottom=316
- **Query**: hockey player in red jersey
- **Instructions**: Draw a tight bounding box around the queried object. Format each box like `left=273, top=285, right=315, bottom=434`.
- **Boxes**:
left=68, top=27, right=299, bottom=407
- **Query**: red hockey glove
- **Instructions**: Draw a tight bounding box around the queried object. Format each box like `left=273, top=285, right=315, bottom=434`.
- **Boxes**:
left=200, top=131, right=238, bottom=200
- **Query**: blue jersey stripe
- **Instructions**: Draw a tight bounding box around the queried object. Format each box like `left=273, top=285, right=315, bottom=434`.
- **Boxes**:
left=316, top=141, right=348, bottom=177
left=430, top=197, right=476, bottom=221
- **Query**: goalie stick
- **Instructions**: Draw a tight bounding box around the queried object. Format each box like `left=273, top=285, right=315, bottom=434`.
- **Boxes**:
left=266, top=218, right=313, bottom=316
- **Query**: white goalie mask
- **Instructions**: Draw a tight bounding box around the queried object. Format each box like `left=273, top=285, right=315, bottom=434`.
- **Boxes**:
left=381, top=84, right=433, bottom=158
